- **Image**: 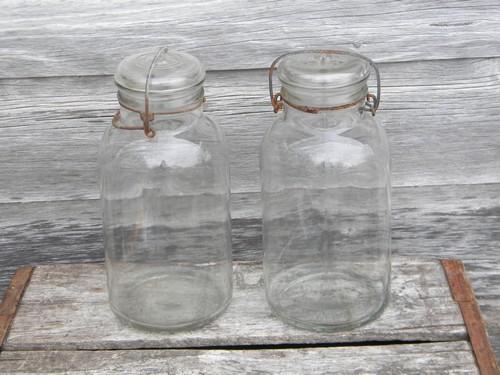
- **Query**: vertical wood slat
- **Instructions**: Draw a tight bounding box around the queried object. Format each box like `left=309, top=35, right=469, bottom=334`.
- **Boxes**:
left=0, top=266, right=33, bottom=348
left=441, top=260, right=499, bottom=375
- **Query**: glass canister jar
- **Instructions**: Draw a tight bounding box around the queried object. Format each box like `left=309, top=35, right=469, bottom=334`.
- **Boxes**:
left=99, top=48, right=232, bottom=330
left=261, top=50, right=391, bottom=331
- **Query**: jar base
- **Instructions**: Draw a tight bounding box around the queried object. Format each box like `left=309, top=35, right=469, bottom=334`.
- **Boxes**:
left=108, top=270, right=232, bottom=331
left=266, top=268, right=389, bottom=332
left=110, top=300, right=231, bottom=332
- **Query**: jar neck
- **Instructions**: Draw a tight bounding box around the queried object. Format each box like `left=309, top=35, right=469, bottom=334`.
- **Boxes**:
left=280, top=79, right=368, bottom=109
left=118, top=105, right=204, bottom=133
left=282, top=101, right=365, bottom=129
left=117, top=82, right=204, bottom=113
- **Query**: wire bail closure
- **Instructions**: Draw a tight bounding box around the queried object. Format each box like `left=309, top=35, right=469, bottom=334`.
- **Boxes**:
left=141, top=46, right=169, bottom=138
left=111, top=46, right=206, bottom=138
left=268, top=49, right=381, bottom=116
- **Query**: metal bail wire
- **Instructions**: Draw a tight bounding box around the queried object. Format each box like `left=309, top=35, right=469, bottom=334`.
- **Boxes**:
left=112, top=46, right=207, bottom=137
left=142, top=46, right=169, bottom=138
left=268, top=49, right=381, bottom=116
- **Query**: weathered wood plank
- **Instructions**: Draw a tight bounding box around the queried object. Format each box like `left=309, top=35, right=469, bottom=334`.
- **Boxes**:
left=3, top=260, right=465, bottom=350
left=1, top=183, right=499, bottom=295
left=1, top=0, right=499, bottom=77
left=0, top=342, right=479, bottom=374
left=1, top=58, right=500, bottom=202
left=0, top=184, right=498, bottom=359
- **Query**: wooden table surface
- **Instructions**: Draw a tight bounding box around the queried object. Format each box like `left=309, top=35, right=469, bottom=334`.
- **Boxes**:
left=0, top=0, right=499, bottom=364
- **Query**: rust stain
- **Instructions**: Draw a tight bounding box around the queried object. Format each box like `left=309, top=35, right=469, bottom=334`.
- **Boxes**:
left=441, top=259, right=499, bottom=375
left=0, top=266, right=34, bottom=348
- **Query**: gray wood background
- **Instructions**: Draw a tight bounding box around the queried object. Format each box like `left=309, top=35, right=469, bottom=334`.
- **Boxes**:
left=0, top=0, right=499, bottom=363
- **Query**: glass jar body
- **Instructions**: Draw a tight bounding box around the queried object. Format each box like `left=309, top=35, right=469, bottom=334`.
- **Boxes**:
left=100, top=108, right=232, bottom=331
left=261, top=105, right=391, bottom=331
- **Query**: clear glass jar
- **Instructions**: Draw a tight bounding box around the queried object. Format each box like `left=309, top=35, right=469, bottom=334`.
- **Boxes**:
left=261, top=50, right=391, bottom=332
left=99, top=48, right=232, bottom=331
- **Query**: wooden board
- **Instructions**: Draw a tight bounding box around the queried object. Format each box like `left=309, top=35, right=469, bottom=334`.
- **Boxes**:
left=1, top=259, right=498, bottom=374
left=1, top=1, right=499, bottom=372
left=1, top=183, right=500, bottom=292
left=0, top=342, right=480, bottom=374
left=0, top=183, right=499, bottom=360
left=1, top=0, right=499, bottom=77
left=3, top=260, right=466, bottom=350
left=1, top=58, right=500, bottom=203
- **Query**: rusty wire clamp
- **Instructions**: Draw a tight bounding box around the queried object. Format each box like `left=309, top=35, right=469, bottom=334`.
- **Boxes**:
left=268, top=49, right=381, bottom=116
left=112, top=46, right=206, bottom=138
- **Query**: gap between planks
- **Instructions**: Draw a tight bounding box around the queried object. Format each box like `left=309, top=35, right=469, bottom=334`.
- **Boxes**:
left=1, top=260, right=498, bottom=373
left=1, top=58, right=500, bottom=203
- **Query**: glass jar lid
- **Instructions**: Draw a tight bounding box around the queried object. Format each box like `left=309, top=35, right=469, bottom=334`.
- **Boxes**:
left=112, top=48, right=206, bottom=138
left=114, top=48, right=206, bottom=119
left=277, top=52, right=370, bottom=90
left=115, top=49, right=205, bottom=94
left=270, top=50, right=379, bottom=113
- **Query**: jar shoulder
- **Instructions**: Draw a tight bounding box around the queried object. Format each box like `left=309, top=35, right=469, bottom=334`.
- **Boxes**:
left=103, top=113, right=224, bottom=143
left=260, top=112, right=391, bottom=190
left=99, top=113, right=229, bottom=170
left=262, top=112, right=389, bottom=161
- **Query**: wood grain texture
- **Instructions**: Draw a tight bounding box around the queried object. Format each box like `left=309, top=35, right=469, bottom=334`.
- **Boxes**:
left=0, top=2, right=498, bottom=371
left=0, top=342, right=480, bottom=374
left=0, top=183, right=497, bottom=358
left=1, top=182, right=499, bottom=292
left=1, top=0, right=500, bottom=77
left=3, top=260, right=466, bottom=350
left=1, top=182, right=499, bottom=293
left=1, top=58, right=500, bottom=203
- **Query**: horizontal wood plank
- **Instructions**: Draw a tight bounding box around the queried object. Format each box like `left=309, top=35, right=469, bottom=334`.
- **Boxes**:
left=1, top=2, right=498, bottom=370
left=1, top=183, right=498, bottom=360
left=1, top=58, right=500, bottom=203
left=3, top=260, right=465, bottom=350
left=1, top=0, right=499, bottom=77
left=0, top=342, right=479, bottom=374
left=1, top=183, right=499, bottom=292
